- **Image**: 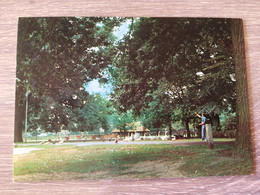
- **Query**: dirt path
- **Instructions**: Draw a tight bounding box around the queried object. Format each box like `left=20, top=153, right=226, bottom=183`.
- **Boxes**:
left=17, top=140, right=235, bottom=147
left=13, top=148, right=43, bottom=155
left=14, top=140, right=235, bottom=155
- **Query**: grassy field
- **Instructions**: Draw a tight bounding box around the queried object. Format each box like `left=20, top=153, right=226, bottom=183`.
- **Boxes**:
left=13, top=143, right=252, bottom=182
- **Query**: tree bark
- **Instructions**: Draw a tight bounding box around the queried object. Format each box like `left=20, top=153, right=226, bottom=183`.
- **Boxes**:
left=231, top=19, right=252, bottom=155
left=168, top=122, right=172, bottom=138
left=185, top=119, right=191, bottom=138
left=206, top=124, right=214, bottom=149
left=197, top=125, right=202, bottom=138
left=14, top=90, right=24, bottom=142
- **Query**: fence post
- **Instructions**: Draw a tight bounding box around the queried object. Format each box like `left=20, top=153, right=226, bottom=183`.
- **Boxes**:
left=206, top=124, right=214, bottom=149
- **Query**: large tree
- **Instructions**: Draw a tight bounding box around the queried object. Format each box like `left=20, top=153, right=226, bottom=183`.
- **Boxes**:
left=76, top=94, right=110, bottom=133
left=15, top=17, right=122, bottom=142
left=110, top=18, right=235, bottom=137
left=231, top=19, right=252, bottom=155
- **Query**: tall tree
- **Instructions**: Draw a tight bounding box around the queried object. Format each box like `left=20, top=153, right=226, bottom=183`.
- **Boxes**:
left=113, top=111, right=135, bottom=137
left=110, top=18, right=235, bottom=137
left=76, top=94, right=109, bottom=132
left=231, top=19, right=252, bottom=155
left=15, top=17, right=122, bottom=142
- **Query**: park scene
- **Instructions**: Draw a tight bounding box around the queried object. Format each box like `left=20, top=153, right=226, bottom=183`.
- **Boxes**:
left=14, top=17, right=253, bottom=182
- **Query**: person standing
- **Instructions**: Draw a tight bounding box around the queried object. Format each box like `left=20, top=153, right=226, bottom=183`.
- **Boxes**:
left=195, top=112, right=207, bottom=141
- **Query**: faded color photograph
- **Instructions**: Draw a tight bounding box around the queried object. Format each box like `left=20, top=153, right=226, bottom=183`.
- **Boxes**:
left=14, top=17, right=253, bottom=182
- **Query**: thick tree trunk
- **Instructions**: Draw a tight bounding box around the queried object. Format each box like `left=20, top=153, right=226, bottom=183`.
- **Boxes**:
left=14, top=91, right=24, bottom=142
left=185, top=119, right=191, bottom=138
left=231, top=19, right=252, bottom=155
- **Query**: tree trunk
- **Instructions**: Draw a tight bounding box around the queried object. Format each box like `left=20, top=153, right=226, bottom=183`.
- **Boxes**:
left=14, top=91, right=24, bottom=142
left=185, top=119, right=191, bottom=138
left=168, top=122, right=172, bottom=138
left=231, top=19, right=252, bottom=155
left=212, top=114, right=221, bottom=131
left=206, top=124, right=214, bottom=149
left=197, top=125, right=202, bottom=138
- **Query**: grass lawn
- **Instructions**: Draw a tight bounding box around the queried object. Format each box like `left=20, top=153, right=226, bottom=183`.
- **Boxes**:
left=13, top=143, right=253, bottom=182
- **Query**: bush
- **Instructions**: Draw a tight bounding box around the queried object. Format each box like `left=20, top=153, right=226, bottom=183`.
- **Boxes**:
left=220, top=113, right=236, bottom=131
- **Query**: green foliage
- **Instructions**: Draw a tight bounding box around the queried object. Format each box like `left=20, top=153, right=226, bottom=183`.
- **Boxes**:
left=76, top=94, right=110, bottom=132
left=110, top=18, right=235, bottom=131
left=16, top=17, right=123, bottom=136
left=112, top=111, right=135, bottom=131
left=220, top=113, right=236, bottom=131
left=16, top=17, right=241, bottom=144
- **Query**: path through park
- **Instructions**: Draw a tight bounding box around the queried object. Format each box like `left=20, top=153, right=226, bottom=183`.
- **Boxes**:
left=14, top=140, right=235, bottom=155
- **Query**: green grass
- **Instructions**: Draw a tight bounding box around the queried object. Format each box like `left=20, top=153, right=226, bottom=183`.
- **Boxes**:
left=13, top=144, right=252, bottom=182
left=178, top=145, right=252, bottom=177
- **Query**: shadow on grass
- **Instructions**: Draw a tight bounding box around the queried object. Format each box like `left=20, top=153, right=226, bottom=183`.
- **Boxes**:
left=13, top=144, right=253, bottom=181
